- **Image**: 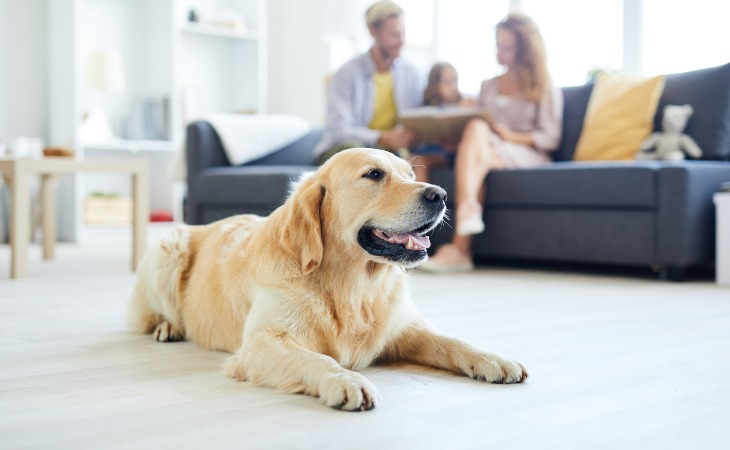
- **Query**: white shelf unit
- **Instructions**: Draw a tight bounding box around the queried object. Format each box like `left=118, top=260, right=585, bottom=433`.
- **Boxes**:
left=179, top=22, right=260, bottom=41
left=82, top=140, right=178, bottom=153
left=48, top=0, right=268, bottom=240
left=174, top=0, right=268, bottom=119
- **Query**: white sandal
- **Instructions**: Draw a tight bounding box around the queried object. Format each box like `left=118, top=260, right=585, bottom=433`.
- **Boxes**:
left=419, top=244, right=474, bottom=273
left=456, top=201, right=485, bottom=236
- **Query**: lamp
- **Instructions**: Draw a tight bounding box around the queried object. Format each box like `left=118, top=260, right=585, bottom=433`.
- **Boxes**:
left=79, top=48, right=126, bottom=144
left=85, top=48, right=125, bottom=92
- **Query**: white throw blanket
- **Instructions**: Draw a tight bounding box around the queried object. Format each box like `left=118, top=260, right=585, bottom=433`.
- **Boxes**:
left=206, top=113, right=312, bottom=166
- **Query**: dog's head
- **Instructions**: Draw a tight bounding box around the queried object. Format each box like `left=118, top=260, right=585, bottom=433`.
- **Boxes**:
left=281, top=148, right=447, bottom=273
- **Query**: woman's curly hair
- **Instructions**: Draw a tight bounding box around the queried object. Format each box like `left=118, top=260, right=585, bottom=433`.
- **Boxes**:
left=497, top=12, right=549, bottom=102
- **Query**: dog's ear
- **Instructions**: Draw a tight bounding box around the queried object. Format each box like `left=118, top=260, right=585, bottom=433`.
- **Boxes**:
left=280, top=175, right=325, bottom=275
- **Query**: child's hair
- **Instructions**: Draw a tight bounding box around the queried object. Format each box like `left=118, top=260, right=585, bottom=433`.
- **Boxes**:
left=423, top=62, right=461, bottom=106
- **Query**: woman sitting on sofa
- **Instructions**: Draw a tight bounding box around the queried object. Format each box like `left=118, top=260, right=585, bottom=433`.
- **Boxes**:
left=422, top=12, right=564, bottom=273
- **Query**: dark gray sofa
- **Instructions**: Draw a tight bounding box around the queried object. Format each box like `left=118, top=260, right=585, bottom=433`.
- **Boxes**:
left=186, top=63, right=730, bottom=280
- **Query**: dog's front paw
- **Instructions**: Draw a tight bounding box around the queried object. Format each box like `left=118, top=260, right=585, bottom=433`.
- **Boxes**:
left=469, top=354, right=528, bottom=384
left=319, top=371, right=379, bottom=411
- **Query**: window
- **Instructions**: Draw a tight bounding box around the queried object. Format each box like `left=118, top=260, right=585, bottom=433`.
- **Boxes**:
left=435, top=0, right=509, bottom=95
left=642, top=0, right=730, bottom=75
left=325, top=0, right=729, bottom=93
left=434, top=0, right=623, bottom=89
left=520, top=0, right=623, bottom=86
left=399, top=0, right=434, bottom=48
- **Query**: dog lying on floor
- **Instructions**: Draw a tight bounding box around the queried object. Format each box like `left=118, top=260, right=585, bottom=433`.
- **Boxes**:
left=128, top=148, right=527, bottom=411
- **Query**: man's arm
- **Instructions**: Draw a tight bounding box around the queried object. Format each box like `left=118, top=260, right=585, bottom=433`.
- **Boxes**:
left=324, top=67, right=381, bottom=147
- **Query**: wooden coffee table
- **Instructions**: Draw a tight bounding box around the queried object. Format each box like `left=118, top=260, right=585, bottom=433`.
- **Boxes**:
left=0, top=158, right=149, bottom=279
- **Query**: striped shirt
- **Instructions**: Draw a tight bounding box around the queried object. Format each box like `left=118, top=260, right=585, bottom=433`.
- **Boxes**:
left=314, top=50, right=424, bottom=158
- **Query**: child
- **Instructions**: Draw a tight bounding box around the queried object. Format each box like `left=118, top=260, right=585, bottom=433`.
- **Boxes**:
left=413, top=62, right=476, bottom=182
left=424, top=62, right=463, bottom=107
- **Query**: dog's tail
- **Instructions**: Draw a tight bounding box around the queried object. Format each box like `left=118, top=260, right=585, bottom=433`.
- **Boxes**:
left=127, top=226, right=190, bottom=334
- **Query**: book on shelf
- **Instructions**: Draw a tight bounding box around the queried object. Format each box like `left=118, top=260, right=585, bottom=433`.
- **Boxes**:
left=126, top=97, right=170, bottom=141
left=398, top=107, right=494, bottom=144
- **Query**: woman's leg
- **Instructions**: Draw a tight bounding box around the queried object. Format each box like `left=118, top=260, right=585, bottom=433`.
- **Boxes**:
left=451, top=119, right=503, bottom=252
left=421, top=119, right=502, bottom=271
left=454, top=120, right=499, bottom=209
left=451, top=186, right=485, bottom=254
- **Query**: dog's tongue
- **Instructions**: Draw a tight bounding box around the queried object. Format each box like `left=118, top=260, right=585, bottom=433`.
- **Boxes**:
left=375, top=230, right=431, bottom=250
left=389, top=232, right=431, bottom=249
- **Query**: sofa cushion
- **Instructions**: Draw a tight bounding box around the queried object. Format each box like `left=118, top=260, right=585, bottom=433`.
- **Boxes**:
left=574, top=73, right=665, bottom=161
left=554, top=84, right=593, bottom=162
left=195, top=165, right=317, bottom=207
left=473, top=209, right=656, bottom=266
left=431, top=161, right=666, bottom=208
left=653, top=63, right=730, bottom=160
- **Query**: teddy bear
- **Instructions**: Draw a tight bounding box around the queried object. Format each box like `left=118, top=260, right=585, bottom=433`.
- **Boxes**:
left=636, top=104, right=702, bottom=161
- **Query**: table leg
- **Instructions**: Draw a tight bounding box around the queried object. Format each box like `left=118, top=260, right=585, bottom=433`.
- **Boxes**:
left=9, top=172, right=30, bottom=278
left=131, top=169, right=149, bottom=271
left=41, top=174, right=61, bottom=260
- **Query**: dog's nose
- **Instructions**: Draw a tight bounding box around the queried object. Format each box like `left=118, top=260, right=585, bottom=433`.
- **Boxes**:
left=422, top=186, right=447, bottom=205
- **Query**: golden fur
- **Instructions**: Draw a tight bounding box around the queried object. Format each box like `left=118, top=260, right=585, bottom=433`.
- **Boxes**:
left=128, top=148, right=527, bottom=411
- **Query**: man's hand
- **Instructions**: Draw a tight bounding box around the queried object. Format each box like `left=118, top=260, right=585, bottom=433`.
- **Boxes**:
left=378, top=126, right=415, bottom=150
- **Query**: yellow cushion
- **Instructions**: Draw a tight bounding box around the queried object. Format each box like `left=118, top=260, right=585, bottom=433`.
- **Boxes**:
left=574, top=73, right=665, bottom=161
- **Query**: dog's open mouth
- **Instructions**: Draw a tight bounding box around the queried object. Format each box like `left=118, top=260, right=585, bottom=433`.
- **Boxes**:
left=357, top=218, right=439, bottom=264
left=371, top=229, right=431, bottom=251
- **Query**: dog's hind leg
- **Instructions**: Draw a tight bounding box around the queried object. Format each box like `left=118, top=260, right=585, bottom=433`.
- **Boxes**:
left=129, top=280, right=183, bottom=342
left=128, top=277, right=165, bottom=334
left=127, top=226, right=189, bottom=342
left=153, top=321, right=184, bottom=342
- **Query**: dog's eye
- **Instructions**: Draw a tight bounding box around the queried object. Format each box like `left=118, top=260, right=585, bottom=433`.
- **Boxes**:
left=363, top=169, right=385, bottom=180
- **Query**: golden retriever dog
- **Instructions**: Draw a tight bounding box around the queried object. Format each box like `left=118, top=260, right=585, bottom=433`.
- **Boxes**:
left=128, top=148, right=527, bottom=411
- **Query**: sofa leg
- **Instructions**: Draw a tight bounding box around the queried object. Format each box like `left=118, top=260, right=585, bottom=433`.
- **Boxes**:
left=659, top=267, right=686, bottom=282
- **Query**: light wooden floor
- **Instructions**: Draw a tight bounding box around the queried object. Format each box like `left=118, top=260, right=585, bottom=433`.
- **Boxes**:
left=1, top=225, right=729, bottom=450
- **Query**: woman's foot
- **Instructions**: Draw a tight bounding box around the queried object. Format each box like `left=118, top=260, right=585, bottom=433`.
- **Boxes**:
left=456, top=200, right=484, bottom=236
left=419, top=244, right=474, bottom=273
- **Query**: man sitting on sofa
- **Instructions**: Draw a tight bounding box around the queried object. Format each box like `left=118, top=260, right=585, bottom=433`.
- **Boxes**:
left=314, top=0, right=424, bottom=164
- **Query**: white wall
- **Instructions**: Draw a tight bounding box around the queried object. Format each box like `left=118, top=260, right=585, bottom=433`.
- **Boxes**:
left=266, top=0, right=331, bottom=126
left=1, top=0, right=419, bottom=141
left=266, top=0, right=437, bottom=126
left=0, top=0, right=49, bottom=145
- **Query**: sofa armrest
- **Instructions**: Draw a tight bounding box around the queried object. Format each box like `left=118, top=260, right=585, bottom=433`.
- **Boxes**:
left=185, top=121, right=231, bottom=225
left=657, top=162, right=730, bottom=267
left=186, top=121, right=231, bottom=177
